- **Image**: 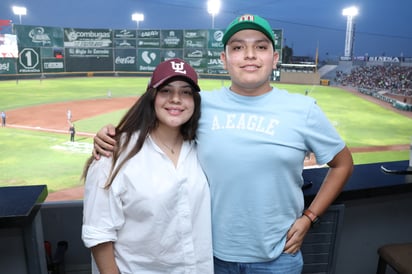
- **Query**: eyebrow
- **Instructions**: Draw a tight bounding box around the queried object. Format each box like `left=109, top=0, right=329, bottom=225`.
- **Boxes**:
left=228, top=37, right=271, bottom=45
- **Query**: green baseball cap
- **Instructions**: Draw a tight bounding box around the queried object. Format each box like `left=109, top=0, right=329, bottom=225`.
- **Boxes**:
left=222, top=14, right=275, bottom=48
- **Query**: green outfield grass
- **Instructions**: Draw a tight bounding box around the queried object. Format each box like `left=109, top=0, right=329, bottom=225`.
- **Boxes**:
left=0, top=77, right=411, bottom=192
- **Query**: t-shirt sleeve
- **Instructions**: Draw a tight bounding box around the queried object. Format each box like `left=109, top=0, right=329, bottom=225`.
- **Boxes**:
left=305, top=102, right=346, bottom=165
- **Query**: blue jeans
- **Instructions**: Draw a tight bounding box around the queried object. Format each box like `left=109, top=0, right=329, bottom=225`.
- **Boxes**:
left=214, top=251, right=303, bottom=274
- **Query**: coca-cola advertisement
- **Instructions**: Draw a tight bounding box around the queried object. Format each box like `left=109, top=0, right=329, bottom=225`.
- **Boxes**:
left=114, top=48, right=137, bottom=71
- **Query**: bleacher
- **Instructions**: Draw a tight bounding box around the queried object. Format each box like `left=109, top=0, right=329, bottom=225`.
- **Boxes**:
left=330, top=61, right=412, bottom=111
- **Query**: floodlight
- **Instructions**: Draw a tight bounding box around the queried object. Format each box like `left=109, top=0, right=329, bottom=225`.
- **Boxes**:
left=207, top=0, right=221, bottom=29
left=132, top=13, right=144, bottom=29
left=12, top=6, right=27, bottom=24
left=342, top=7, right=358, bottom=17
left=342, top=6, right=359, bottom=59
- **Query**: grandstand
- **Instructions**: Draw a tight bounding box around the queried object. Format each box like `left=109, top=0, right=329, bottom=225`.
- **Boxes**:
left=323, top=59, right=412, bottom=111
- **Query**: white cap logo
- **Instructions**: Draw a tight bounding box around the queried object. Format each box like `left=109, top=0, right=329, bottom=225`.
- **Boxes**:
left=171, top=61, right=186, bottom=74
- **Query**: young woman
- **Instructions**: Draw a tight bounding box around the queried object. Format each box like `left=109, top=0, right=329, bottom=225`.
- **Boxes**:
left=81, top=58, right=213, bottom=274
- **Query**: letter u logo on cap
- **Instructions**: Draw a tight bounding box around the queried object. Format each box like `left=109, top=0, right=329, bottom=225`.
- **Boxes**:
left=171, top=61, right=186, bottom=74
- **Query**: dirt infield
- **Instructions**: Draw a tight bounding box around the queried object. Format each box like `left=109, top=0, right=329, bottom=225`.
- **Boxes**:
left=4, top=89, right=411, bottom=201
left=6, top=97, right=137, bottom=134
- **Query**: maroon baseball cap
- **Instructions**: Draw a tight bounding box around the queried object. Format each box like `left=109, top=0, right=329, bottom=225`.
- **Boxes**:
left=148, top=58, right=200, bottom=91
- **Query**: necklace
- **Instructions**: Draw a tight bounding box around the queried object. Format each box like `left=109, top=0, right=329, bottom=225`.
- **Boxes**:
left=152, top=133, right=180, bottom=154
left=160, top=141, right=175, bottom=154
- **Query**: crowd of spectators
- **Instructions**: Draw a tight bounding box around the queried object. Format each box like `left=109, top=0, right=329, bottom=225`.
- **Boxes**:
left=336, top=65, right=412, bottom=97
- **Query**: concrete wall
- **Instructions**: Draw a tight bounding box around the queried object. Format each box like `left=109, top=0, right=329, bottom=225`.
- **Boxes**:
left=40, top=201, right=91, bottom=274
left=335, top=192, right=412, bottom=274
left=280, top=71, right=321, bottom=85
left=37, top=191, right=412, bottom=274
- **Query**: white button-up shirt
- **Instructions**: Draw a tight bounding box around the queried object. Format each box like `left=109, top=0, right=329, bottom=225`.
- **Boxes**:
left=82, top=134, right=213, bottom=274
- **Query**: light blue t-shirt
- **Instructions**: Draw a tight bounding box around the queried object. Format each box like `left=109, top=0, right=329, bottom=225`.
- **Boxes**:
left=197, top=86, right=345, bottom=263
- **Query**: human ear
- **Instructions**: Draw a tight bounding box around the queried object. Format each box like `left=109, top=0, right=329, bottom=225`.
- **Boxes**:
left=220, top=51, right=227, bottom=70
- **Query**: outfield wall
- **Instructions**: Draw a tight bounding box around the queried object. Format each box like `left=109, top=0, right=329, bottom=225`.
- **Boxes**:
left=0, top=24, right=284, bottom=77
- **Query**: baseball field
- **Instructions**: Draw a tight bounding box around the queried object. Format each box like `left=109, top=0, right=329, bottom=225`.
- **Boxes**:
left=0, top=77, right=411, bottom=200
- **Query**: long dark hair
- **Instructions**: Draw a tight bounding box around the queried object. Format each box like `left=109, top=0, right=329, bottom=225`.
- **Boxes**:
left=81, top=79, right=201, bottom=187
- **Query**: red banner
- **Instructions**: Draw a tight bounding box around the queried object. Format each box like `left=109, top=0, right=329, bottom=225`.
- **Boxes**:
left=0, top=20, right=11, bottom=30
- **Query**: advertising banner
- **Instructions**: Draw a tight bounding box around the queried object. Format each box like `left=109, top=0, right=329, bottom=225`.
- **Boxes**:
left=13, top=25, right=64, bottom=48
left=184, top=30, right=208, bottom=49
left=114, top=39, right=137, bottom=48
left=66, top=47, right=111, bottom=58
left=138, top=29, right=160, bottom=48
left=206, top=49, right=225, bottom=74
left=42, top=58, right=65, bottom=73
left=161, top=49, right=184, bottom=61
left=185, top=58, right=208, bottom=73
left=139, top=30, right=160, bottom=39
left=138, top=38, right=160, bottom=48
left=65, top=47, right=113, bottom=72
left=18, top=47, right=42, bottom=73
left=160, top=30, right=183, bottom=48
left=137, top=49, right=161, bottom=72
left=114, top=29, right=136, bottom=39
left=208, top=29, right=225, bottom=49
left=114, top=48, right=137, bottom=71
left=184, top=48, right=207, bottom=59
left=9, top=24, right=283, bottom=75
left=64, top=28, right=112, bottom=48
left=0, top=58, right=16, bottom=74
left=114, top=29, right=137, bottom=48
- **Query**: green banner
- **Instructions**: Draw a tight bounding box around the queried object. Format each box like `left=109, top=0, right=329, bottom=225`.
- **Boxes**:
left=42, top=58, right=64, bottom=73
left=137, top=49, right=161, bottom=71
left=18, top=47, right=42, bottom=73
left=114, top=39, right=137, bottom=48
left=14, top=25, right=64, bottom=48
left=185, top=58, right=208, bottom=73
left=160, top=30, right=183, bottom=48
left=64, top=28, right=112, bottom=48
left=114, top=29, right=136, bottom=39
left=138, top=38, right=160, bottom=48
left=138, top=30, right=160, bottom=39
left=114, top=48, right=137, bottom=71
left=184, top=30, right=208, bottom=48
left=65, top=47, right=113, bottom=72
left=208, top=30, right=225, bottom=49
left=114, top=29, right=137, bottom=48
left=0, top=58, right=16, bottom=74
left=160, top=49, right=184, bottom=61
left=10, top=24, right=283, bottom=75
left=206, top=48, right=225, bottom=74
left=184, top=48, right=207, bottom=59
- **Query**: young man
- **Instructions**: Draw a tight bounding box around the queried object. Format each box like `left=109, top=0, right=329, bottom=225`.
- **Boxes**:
left=94, top=14, right=353, bottom=274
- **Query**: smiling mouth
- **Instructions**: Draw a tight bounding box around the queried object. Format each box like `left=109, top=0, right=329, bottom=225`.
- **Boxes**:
left=166, top=108, right=183, bottom=115
left=241, top=64, right=260, bottom=69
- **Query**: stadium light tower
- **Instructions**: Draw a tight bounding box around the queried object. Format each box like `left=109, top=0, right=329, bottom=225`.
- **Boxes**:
left=207, top=0, right=221, bottom=29
left=342, top=6, right=358, bottom=60
left=132, top=13, right=144, bottom=29
left=12, top=6, right=27, bottom=24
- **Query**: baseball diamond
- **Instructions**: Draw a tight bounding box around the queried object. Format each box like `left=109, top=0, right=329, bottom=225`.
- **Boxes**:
left=3, top=87, right=410, bottom=201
